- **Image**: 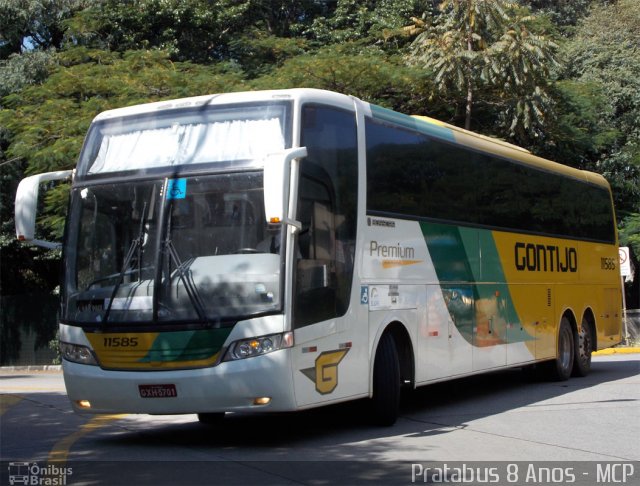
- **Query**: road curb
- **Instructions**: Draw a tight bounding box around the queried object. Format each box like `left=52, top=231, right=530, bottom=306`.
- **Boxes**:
left=0, top=365, right=62, bottom=372
left=593, top=347, right=640, bottom=355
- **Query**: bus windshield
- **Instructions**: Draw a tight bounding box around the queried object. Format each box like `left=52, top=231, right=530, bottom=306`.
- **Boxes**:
left=76, top=102, right=290, bottom=177
left=63, top=172, right=284, bottom=325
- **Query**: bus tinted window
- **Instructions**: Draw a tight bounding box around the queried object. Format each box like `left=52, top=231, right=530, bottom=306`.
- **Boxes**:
left=295, top=105, right=358, bottom=328
left=366, top=118, right=615, bottom=243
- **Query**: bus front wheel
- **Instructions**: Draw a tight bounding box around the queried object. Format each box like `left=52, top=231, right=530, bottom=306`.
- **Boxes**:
left=370, top=332, right=401, bottom=426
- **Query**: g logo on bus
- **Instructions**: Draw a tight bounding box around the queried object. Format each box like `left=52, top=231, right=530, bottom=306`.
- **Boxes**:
left=301, top=348, right=350, bottom=395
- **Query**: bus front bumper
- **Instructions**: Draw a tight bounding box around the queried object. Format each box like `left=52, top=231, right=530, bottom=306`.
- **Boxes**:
left=62, top=349, right=296, bottom=415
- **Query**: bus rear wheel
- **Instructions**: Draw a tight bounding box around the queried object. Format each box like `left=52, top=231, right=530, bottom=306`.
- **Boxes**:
left=546, top=317, right=574, bottom=381
left=572, top=318, right=593, bottom=377
left=369, top=332, right=401, bottom=426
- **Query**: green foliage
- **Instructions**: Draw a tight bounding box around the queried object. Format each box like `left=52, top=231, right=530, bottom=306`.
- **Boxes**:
left=49, top=329, right=61, bottom=365
left=67, top=0, right=260, bottom=62
left=619, top=213, right=640, bottom=259
left=229, top=32, right=307, bottom=78
left=243, top=0, right=321, bottom=38
left=0, top=230, right=61, bottom=294
left=558, top=0, right=640, bottom=214
left=0, top=50, right=55, bottom=97
left=488, top=16, right=558, bottom=137
left=2, top=48, right=245, bottom=171
left=308, top=0, right=424, bottom=46
left=252, top=44, right=430, bottom=112
left=534, top=80, right=618, bottom=167
left=521, top=0, right=593, bottom=30
left=0, top=0, right=89, bottom=58
left=408, top=0, right=558, bottom=135
left=598, top=150, right=640, bottom=217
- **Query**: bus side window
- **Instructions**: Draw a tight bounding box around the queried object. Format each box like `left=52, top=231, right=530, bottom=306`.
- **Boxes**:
left=295, top=177, right=336, bottom=326
left=294, top=104, right=358, bottom=328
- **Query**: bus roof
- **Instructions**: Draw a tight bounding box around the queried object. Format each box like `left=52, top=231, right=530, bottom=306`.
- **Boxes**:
left=91, top=89, right=354, bottom=122
left=91, top=88, right=610, bottom=191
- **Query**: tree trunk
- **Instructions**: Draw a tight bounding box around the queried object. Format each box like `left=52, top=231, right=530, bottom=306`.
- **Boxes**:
left=465, top=28, right=474, bottom=131
left=465, top=76, right=473, bottom=130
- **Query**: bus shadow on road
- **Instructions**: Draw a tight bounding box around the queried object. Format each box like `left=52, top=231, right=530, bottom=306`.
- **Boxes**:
left=402, top=357, right=639, bottom=416
left=97, top=356, right=639, bottom=452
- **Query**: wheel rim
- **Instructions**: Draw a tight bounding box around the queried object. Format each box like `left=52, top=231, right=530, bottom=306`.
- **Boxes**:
left=578, top=324, right=592, bottom=367
left=559, top=325, right=572, bottom=372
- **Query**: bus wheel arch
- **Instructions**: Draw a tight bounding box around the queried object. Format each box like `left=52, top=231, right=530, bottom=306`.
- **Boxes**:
left=573, top=309, right=596, bottom=377
left=386, top=321, right=415, bottom=389
left=369, top=321, right=414, bottom=426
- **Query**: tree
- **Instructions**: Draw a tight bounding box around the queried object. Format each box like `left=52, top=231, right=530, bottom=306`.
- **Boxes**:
left=0, top=49, right=54, bottom=97
left=619, top=213, right=640, bottom=262
left=0, top=0, right=90, bottom=58
left=532, top=80, right=619, bottom=169
left=0, top=47, right=246, bottom=241
left=252, top=44, right=431, bottom=112
left=408, top=0, right=558, bottom=136
left=1, top=48, right=58, bottom=297
left=244, top=0, right=321, bottom=38
left=307, top=0, right=424, bottom=47
left=67, top=0, right=253, bottom=62
left=488, top=13, right=559, bottom=139
left=559, top=0, right=640, bottom=215
left=521, top=0, right=594, bottom=30
left=228, top=32, right=307, bottom=79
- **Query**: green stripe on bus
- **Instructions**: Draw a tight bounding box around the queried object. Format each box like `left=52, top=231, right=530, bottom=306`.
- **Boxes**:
left=139, top=328, right=231, bottom=363
left=421, top=222, right=534, bottom=345
left=369, top=105, right=456, bottom=143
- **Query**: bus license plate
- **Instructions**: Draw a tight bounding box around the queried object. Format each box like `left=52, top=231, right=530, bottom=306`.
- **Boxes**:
left=139, top=384, right=177, bottom=398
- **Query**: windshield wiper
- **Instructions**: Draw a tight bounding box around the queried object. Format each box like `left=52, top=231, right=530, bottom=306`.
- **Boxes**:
left=102, top=201, right=148, bottom=324
left=165, top=242, right=209, bottom=322
left=161, top=209, right=213, bottom=326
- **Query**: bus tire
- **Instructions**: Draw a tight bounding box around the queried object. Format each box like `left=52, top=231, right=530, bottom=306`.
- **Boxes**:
left=370, top=332, right=401, bottom=426
left=547, top=317, right=574, bottom=381
left=572, top=318, right=593, bottom=377
left=197, top=412, right=225, bottom=425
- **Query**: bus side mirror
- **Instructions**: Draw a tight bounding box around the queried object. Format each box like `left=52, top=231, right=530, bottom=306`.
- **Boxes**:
left=15, top=170, right=73, bottom=249
left=264, top=147, right=307, bottom=228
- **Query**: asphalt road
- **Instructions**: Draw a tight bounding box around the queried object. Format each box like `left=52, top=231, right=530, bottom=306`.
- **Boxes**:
left=1, top=354, right=639, bottom=485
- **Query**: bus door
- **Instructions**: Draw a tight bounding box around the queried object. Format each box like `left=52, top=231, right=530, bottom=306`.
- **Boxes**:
left=290, top=104, right=364, bottom=407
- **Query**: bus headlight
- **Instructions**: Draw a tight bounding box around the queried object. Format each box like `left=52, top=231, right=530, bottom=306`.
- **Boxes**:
left=224, top=332, right=293, bottom=361
left=60, top=342, right=99, bottom=366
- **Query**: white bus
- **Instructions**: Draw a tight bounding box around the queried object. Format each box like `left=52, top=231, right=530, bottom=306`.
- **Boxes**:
left=15, top=89, right=623, bottom=425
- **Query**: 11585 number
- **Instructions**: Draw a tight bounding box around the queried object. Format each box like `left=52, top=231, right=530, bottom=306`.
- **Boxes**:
left=103, top=337, right=139, bottom=347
